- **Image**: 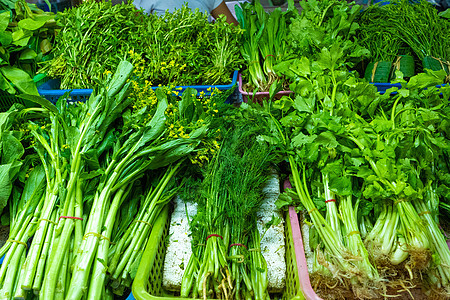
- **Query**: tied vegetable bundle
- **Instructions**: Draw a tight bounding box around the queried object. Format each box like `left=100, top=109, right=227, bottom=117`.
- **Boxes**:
left=0, top=0, right=56, bottom=97
left=180, top=116, right=274, bottom=300
left=41, top=0, right=243, bottom=89
left=0, top=59, right=230, bottom=300
left=356, top=0, right=450, bottom=83
left=236, top=0, right=298, bottom=93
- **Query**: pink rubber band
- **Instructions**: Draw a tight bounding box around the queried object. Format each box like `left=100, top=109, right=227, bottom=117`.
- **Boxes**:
left=59, top=216, right=84, bottom=221
left=206, top=234, right=223, bottom=241
left=230, top=243, right=248, bottom=249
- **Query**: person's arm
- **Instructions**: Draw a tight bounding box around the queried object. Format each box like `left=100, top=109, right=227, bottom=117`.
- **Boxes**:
left=211, top=1, right=239, bottom=25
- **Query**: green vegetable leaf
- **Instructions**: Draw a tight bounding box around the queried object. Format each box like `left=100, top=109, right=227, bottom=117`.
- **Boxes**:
left=0, top=32, right=12, bottom=46
left=0, top=11, right=10, bottom=32
left=291, top=132, right=316, bottom=148
left=0, top=71, right=15, bottom=94
left=11, top=29, right=31, bottom=46
left=19, top=48, right=37, bottom=61
left=329, top=176, right=352, bottom=196
left=291, top=57, right=311, bottom=77
left=1, top=66, right=39, bottom=95
left=359, top=199, right=373, bottom=217
left=407, top=69, right=447, bottom=89
left=18, top=94, right=57, bottom=113
left=0, top=164, right=12, bottom=215
left=18, top=17, right=50, bottom=31
left=1, top=132, right=23, bottom=164
left=315, top=131, right=338, bottom=148
left=293, top=94, right=315, bottom=113
left=438, top=8, right=450, bottom=18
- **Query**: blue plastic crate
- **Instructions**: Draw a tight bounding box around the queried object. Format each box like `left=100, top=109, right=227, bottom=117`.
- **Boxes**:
left=126, top=293, right=135, bottom=300
left=36, top=0, right=72, bottom=13
left=38, top=71, right=239, bottom=104
left=371, top=82, right=448, bottom=94
left=38, top=79, right=92, bottom=104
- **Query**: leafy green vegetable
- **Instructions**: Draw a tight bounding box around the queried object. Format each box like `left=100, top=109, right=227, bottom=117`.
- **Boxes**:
left=0, top=0, right=56, bottom=97
left=42, top=1, right=242, bottom=89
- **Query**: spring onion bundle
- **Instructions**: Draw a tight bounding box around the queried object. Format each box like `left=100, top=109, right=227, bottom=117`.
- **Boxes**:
left=236, top=0, right=297, bottom=93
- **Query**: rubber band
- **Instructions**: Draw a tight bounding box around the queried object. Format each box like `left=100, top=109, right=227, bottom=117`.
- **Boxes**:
left=308, top=208, right=318, bottom=214
left=38, top=218, right=58, bottom=225
left=431, top=56, right=450, bottom=68
left=394, top=199, right=408, bottom=205
left=264, top=54, right=276, bottom=61
left=206, top=234, right=223, bottom=241
left=371, top=61, right=379, bottom=83
left=83, top=232, right=111, bottom=243
left=248, top=248, right=261, bottom=252
left=135, top=220, right=152, bottom=227
left=418, top=211, right=431, bottom=216
left=59, top=216, right=83, bottom=221
left=392, top=56, right=401, bottom=71
left=347, top=231, right=360, bottom=237
left=325, top=199, right=336, bottom=203
left=230, top=243, right=248, bottom=249
left=7, top=239, right=28, bottom=249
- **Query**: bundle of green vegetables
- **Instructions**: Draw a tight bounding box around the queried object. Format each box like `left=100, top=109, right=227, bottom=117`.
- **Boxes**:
left=0, top=0, right=56, bottom=96
left=41, top=0, right=243, bottom=89
left=356, top=3, right=414, bottom=82
left=247, top=0, right=369, bottom=93
left=236, top=0, right=298, bottom=93
left=180, top=115, right=275, bottom=300
left=357, top=0, right=450, bottom=82
left=252, top=53, right=450, bottom=298
left=0, top=59, right=231, bottom=299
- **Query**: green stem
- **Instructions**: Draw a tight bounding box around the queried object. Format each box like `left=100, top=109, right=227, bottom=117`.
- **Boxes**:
left=32, top=211, right=57, bottom=294
left=87, top=184, right=130, bottom=300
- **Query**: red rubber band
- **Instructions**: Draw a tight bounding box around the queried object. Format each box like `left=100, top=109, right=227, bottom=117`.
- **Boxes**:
left=265, top=54, right=276, bottom=60
left=206, top=234, right=223, bottom=241
left=230, top=243, right=248, bottom=249
left=59, top=216, right=84, bottom=221
left=325, top=199, right=336, bottom=203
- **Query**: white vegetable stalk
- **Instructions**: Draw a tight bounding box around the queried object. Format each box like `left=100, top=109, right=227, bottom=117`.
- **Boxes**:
left=340, top=196, right=379, bottom=283
left=323, top=173, right=342, bottom=244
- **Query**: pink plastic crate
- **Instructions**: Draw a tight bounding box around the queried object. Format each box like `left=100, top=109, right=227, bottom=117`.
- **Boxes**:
left=238, top=73, right=292, bottom=103
left=286, top=178, right=450, bottom=300
left=288, top=206, right=323, bottom=300
left=285, top=179, right=322, bottom=300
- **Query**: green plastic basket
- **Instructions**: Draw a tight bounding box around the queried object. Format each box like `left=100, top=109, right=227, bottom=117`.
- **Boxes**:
left=0, top=74, right=49, bottom=112
left=0, top=90, right=36, bottom=112
left=132, top=204, right=304, bottom=300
